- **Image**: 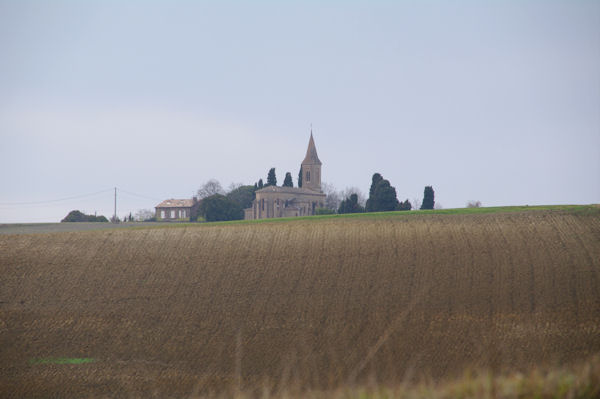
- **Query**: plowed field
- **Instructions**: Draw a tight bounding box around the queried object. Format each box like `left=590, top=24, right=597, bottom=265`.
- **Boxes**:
left=1, top=207, right=599, bottom=397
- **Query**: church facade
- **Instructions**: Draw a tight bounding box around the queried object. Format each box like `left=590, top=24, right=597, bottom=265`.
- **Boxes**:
left=244, top=133, right=326, bottom=220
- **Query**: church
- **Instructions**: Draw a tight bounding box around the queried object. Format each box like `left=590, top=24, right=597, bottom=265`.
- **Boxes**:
left=244, top=133, right=326, bottom=220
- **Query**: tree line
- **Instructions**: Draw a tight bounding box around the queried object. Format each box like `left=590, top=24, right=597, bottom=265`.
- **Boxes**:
left=60, top=169, right=437, bottom=223
left=198, top=167, right=296, bottom=222
left=195, top=168, right=436, bottom=221
left=336, top=173, right=434, bottom=214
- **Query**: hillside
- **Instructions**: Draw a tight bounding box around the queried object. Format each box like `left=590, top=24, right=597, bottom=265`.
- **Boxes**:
left=1, top=206, right=599, bottom=397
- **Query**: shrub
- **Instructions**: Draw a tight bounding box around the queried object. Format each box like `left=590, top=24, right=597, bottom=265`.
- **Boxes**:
left=199, top=194, right=244, bottom=222
left=467, top=200, right=482, bottom=208
left=61, top=210, right=109, bottom=223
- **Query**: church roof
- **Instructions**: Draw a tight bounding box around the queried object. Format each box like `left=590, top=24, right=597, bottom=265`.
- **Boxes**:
left=256, top=185, right=325, bottom=196
left=302, top=132, right=322, bottom=165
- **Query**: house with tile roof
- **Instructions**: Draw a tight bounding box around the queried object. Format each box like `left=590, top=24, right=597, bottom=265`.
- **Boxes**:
left=155, top=198, right=199, bottom=221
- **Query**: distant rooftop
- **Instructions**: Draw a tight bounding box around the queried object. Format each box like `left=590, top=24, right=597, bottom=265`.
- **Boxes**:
left=155, top=199, right=195, bottom=208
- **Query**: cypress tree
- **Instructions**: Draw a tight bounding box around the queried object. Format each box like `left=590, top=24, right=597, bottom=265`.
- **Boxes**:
left=369, top=173, right=383, bottom=197
left=283, top=172, right=293, bottom=187
left=266, top=168, right=277, bottom=186
left=298, top=166, right=303, bottom=188
left=337, top=199, right=346, bottom=214
left=366, top=173, right=384, bottom=212
left=421, top=186, right=435, bottom=210
left=371, top=179, right=400, bottom=212
left=258, top=179, right=264, bottom=189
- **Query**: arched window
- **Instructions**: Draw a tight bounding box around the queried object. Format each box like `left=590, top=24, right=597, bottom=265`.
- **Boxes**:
left=306, top=170, right=310, bottom=182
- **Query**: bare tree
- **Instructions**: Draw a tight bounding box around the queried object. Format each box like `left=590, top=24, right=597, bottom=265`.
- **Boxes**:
left=434, top=202, right=443, bottom=209
left=412, top=197, right=422, bottom=211
left=321, top=182, right=341, bottom=211
left=197, top=179, right=225, bottom=199
left=134, top=209, right=155, bottom=221
left=227, top=182, right=243, bottom=193
left=466, top=200, right=482, bottom=208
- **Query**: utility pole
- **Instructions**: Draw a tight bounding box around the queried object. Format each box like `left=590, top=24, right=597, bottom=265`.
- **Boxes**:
left=113, top=187, right=117, bottom=223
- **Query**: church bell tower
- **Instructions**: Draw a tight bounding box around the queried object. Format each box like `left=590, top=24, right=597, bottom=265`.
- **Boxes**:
left=301, top=131, right=322, bottom=192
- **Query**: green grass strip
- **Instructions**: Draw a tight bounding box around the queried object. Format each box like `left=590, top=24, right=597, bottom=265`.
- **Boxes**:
left=29, top=357, right=95, bottom=365
left=127, top=204, right=599, bottom=230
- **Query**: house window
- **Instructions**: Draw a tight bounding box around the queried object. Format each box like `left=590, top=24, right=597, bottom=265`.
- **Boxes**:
left=171, top=210, right=176, bottom=218
left=182, top=210, right=186, bottom=218
left=161, top=210, right=165, bottom=219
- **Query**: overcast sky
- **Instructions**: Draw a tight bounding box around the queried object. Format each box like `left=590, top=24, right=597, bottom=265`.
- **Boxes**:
left=1, top=0, right=599, bottom=223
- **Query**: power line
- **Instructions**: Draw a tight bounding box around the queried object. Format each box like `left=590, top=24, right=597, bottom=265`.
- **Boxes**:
left=0, top=189, right=114, bottom=206
left=0, top=187, right=162, bottom=212
left=117, top=188, right=161, bottom=202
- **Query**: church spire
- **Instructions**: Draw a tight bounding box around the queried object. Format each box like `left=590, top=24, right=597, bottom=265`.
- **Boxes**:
left=302, top=128, right=322, bottom=166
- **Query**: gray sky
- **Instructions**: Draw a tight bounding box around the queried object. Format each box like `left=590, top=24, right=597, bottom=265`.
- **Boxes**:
left=1, top=0, right=599, bottom=223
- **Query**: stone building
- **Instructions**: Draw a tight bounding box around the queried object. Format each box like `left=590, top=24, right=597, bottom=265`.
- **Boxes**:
left=155, top=198, right=199, bottom=221
left=245, top=133, right=326, bottom=220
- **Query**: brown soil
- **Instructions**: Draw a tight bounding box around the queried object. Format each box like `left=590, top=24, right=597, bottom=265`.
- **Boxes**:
left=1, top=209, right=599, bottom=398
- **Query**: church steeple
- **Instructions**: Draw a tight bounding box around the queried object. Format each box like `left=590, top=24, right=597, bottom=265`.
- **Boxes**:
left=302, top=130, right=322, bottom=166
left=301, top=129, right=322, bottom=192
